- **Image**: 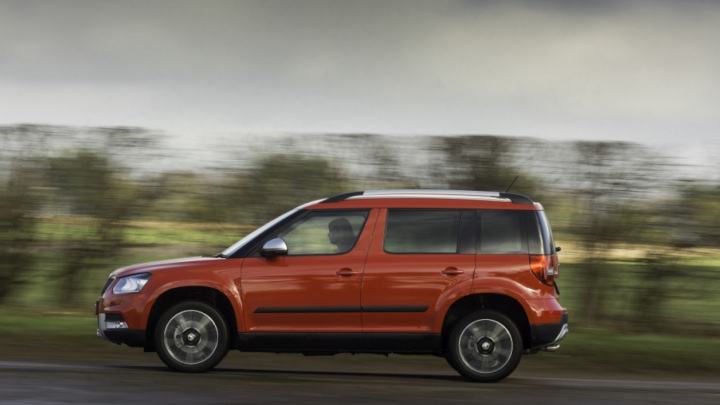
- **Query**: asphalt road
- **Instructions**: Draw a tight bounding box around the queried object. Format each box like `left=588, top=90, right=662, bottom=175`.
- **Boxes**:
left=1, top=353, right=719, bottom=404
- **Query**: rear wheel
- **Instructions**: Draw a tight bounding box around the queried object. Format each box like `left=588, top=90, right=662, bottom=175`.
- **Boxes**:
left=155, top=301, right=229, bottom=372
left=446, top=310, right=522, bottom=382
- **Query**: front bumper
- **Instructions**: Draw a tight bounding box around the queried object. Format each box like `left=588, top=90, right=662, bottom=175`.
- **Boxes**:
left=97, top=312, right=145, bottom=347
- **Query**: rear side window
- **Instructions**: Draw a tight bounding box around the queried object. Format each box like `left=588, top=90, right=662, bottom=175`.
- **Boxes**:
left=477, top=210, right=527, bottom=254
left=385, top=209, right=461, bottom=254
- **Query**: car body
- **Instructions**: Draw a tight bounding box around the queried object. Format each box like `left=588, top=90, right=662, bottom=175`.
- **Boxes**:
left=96, top=190, right=568, bottom=382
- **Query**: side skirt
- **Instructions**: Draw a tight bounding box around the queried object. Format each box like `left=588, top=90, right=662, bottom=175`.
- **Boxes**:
left=236, top=333, right=443, bottom=355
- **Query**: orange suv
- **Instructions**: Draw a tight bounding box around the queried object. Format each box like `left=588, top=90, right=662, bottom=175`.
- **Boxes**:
left=96, top=190, right=567, bottom=382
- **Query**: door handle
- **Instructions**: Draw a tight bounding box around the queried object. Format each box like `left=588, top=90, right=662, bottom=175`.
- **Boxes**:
left=442, top=267, right=464, bottom=275
left=336, top=268, right=359, bottom=276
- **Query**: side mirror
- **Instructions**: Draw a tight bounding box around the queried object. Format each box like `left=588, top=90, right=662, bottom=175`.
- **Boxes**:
left=261, top=238, right=288, bottom=258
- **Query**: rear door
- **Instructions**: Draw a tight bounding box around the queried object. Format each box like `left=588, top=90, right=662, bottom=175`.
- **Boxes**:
left=361, top=208, right=475, bottom=333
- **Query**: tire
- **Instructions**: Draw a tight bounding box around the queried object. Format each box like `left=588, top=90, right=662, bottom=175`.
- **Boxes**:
left=155, top=301, right=229, bottom=372
left=446, top=310, right=522, bottom=382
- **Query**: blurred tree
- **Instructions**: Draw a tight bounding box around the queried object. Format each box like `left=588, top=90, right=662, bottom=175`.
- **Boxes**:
left=0, top=126, right=51, bottom=303
left=44, top=149, right=137, bottom=304
left=565, top=141, right=662, bottom=326
left=431, top=135, right=542, bottom=196
left=626, top=181, right=720, bottom=330
left=0, top=164, right=43, bottom=302
left=239, top=154, right=349, bottom=223
left=47, top=150, right=121, bottom=216
left=250, top=134, right=422, bottom=190
left=324, top=134, right=420, bottom=189
left=140, top=171, right=231, bottom=223
left=4, top=124, right=718, bottom=335
left=674, top=183, right=720, bottom=246
left=38, top=126, right=156, bottom=306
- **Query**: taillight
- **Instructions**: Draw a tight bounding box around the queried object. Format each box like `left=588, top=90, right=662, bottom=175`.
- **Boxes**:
left=530, top=255, right=558, bottom=286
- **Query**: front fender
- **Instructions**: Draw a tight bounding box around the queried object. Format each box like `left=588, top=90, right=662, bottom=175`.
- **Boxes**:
left=142, top=263, right=245, bottom=332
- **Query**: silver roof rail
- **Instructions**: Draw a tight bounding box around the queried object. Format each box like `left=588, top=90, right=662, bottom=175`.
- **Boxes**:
left=364, top=189, right=501, bottom=197
left=323, top=190, right=533, bottom=205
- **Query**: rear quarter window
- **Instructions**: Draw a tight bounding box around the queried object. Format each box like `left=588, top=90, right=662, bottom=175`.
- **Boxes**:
left=477, top=210, right=528, bottom=254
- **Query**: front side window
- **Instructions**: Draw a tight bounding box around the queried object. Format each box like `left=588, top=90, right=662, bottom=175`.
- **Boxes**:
left=276, top=210, right=369, bottom=255
left=384, top=209, right=462, bottom=254
left=477, top=210, right=527, bottom=254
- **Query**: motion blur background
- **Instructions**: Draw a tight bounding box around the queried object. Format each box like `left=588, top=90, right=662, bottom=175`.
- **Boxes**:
left=2, top=0, right=720, bottom=374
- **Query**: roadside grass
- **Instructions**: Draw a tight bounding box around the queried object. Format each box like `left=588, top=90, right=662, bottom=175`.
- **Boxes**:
left=556, top=328, right=720, bottom=375
left=0, top=309, right=146, bottom=365
left=0, top=309, right=95, bottom=335
left=557, top=261, right=720, bottom=326
left=2, top=310, right=719, bottom=376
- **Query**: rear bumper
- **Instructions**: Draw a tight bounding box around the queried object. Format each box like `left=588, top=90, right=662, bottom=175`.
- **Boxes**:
left=529, top=312, right=568, bottom=350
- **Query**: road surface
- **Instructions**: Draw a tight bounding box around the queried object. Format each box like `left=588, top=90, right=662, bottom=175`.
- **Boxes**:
left=1, top=352, right=719, bottom=404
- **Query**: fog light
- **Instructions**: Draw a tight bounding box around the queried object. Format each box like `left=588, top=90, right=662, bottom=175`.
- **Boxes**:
left=106, top=321, right=128, bottom=329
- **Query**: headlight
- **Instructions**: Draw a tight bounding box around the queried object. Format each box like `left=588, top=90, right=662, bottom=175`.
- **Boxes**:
left=112, top=273, right=152, bottom=294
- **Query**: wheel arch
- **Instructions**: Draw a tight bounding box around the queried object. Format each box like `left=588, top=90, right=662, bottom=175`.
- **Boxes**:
left=144, top=286, right=238, bottom=352
left=441, top=293, right=531, bottom=353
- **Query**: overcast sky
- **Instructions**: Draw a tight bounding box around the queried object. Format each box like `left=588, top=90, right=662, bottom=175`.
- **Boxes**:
left=2, top=0, right=719, bottom=158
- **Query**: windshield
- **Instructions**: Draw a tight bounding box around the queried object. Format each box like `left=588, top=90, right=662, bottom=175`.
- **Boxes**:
left=220, top=209, right=299, bottom=257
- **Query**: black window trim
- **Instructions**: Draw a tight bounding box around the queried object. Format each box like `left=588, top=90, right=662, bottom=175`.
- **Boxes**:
left=536, top=210, right=555, bottom=255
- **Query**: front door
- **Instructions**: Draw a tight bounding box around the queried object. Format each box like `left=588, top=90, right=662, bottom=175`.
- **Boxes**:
left=240, top=209, right=376, bottom=332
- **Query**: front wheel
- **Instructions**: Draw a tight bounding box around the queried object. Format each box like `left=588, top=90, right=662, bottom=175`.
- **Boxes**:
left=446, top=310, right=522, bottom=382
left=155, top=301, right=229, bottom=372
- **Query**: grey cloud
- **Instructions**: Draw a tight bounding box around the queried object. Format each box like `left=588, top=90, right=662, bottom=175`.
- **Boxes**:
left=0, top=0, right=719, bottom=146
